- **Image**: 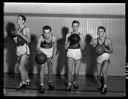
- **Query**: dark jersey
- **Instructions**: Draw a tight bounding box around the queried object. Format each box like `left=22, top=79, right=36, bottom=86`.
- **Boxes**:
left=17, top=27, right=27, bottom=46
left=40, top=34, right=53, bottom=49
left=96, top=37, right=109, bottom=53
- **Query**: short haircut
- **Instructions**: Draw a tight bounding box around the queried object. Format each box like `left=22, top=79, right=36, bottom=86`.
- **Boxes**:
left=42, top=25, right=52, bottom=32
left=97, top=26, right=106, bottom=32
left=72, top=20, right=80, bottom=26
left=18, top=15, right=26, bottom=22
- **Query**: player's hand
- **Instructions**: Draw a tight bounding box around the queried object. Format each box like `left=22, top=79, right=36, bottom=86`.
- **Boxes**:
left=103, top=46, right=110, bottom=53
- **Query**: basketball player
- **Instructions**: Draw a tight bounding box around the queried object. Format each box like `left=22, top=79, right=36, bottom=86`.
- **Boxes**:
left=65, top=20, right=84, bottom=91
left=36, top=25, right=57, bottom=93
left=91, top=26, right=113, bottom=94
left=13, top=15, right=31, bottom=89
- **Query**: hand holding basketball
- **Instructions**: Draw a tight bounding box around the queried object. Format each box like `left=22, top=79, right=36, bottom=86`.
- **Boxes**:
left=69, top=34, right=80, bottom=44
left=95, top=45, right=105, bottom=56
left=7, top=28, right=17, bottom=38
left=35, top=52, right=47, bottom=64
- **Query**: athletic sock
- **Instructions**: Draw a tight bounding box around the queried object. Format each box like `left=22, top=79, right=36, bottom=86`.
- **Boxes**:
left=26, top=79, right=30, bottom=82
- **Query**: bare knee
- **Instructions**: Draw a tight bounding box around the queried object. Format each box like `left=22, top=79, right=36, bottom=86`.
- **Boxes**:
left=19, top=65, right=24, bottom=72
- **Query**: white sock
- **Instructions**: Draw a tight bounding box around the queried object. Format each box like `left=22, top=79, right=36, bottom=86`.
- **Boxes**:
left=26, top=79, right=30, bottom=82
left=22, top=82, right=26, bottom=84
left=68, top=83, right=72, bottom=86
left=74, top=81, right=78, bottom=84
left=104, top=84, right=107, bottom=88
left=40, top=83, right=44, bottom=86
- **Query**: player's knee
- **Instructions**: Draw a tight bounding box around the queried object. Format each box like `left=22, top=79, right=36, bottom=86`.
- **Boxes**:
left=48, top=66, right=52, bottom=71
left=19, top=65, right=24, bottom=72
left=103, top=60, right=110, bottom=65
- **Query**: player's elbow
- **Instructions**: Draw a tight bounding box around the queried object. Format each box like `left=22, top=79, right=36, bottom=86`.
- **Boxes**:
left=27, top=39, right=31, bottom=43
left=25, top=37, right=31, bottom=43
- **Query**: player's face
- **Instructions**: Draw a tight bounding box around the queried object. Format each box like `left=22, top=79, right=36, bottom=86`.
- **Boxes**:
left=43, top=29, right=51, bottom=39
left=17, top=16, right=24, bottom=25
left=97, top=28, right=105, bottom=38
left=72, top=23, right=79, bottom=32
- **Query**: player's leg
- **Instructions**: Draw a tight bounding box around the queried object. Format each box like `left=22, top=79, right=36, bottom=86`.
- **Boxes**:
left=17, top=55, right=28, bottom=89
left=24, top=45, right=31, bottom=86
left=96, top=55, right=103, bottom=91
left=96, top=63, right=102, bottom=90
left=47, top=57, right=55, bottom=90
left=65, top=57, right=74, bottom=91
left=100, top=60, right=109, bottom=94
left=73, top=59, right=80, bottom=89
left=39, top=63, right=46, bottom=93
left=73, top=49, right=81, bottom=89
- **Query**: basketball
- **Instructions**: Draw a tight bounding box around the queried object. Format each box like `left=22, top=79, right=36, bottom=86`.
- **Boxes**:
left=69, top=34, right=80, bottom=44
left=35, top=52, right=47, bottom=64
left=17, top=36, right=26, bottom=46
left=95, top=45, right=104, bottom=56
left=7, top=28, right=17, bottom=38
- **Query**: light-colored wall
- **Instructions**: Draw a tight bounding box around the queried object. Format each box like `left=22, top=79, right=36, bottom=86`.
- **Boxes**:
left=4, top=3, right=125, bottom=15
left=4, top=3, right=126, bottom=76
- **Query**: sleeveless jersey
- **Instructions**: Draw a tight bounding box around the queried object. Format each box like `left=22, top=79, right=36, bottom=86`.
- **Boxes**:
left=96, top=37, right=109, bottom=53
left=40, top=34, right=53, bottom=49
left=17, top=27, right=27, bottom=46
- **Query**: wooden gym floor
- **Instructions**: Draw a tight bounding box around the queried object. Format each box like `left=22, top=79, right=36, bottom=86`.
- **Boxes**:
left=3, top=73, right=126, bottom=97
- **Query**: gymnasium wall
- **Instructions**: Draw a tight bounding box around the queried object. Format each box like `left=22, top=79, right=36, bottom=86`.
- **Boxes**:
left=4, top=3, right=126, bottom=76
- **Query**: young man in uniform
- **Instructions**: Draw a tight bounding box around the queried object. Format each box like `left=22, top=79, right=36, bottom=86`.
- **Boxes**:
left=65, top=20, right=84, bottom=91
left=13, top=15, right=31, bottom=89
left=36, top=25, right=57, bottom=93
left=91, top=26, right=113, bottom=94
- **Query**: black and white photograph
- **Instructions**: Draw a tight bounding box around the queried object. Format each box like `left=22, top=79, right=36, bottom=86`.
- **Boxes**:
left=3, top=2, right=126, bottom=97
